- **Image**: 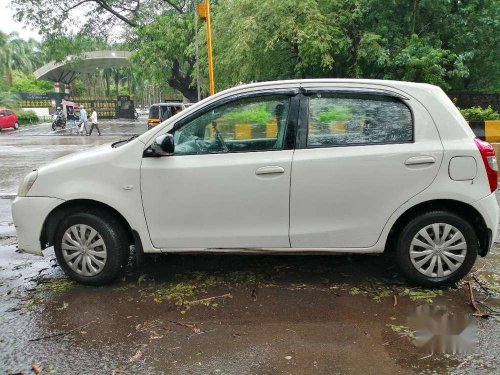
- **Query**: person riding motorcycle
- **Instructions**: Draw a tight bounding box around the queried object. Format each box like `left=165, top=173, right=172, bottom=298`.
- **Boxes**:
left=52, top=106, right=66, bottom=130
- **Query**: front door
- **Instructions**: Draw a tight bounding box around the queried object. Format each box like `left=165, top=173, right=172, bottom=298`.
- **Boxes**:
left=141, top=93, right=296, bottom=249
left=290, top=89, right=443, bottom=248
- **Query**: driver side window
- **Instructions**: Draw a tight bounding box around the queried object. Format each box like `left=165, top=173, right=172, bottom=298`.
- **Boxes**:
left=173, top=95, right=290, bottom=155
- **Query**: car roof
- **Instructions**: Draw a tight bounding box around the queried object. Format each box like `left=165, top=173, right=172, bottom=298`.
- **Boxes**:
left=219, top=78, right=439, bottom=94
left=150, top=102, right=184, bottom=107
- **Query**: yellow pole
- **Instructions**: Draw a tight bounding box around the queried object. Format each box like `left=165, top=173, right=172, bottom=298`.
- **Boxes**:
left=205, top=0, right=215, bottom=95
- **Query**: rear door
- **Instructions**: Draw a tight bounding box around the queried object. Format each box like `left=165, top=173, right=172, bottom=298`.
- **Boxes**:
left=290, top=88, right=443, bottom=248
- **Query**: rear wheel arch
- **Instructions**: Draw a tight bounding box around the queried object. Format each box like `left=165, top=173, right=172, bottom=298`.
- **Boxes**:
left=42, top=199, right=136, bottom=249
left=385, top=199, right=490, bottom=257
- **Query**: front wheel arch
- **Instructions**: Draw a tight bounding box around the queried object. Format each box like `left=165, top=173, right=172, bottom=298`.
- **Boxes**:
left=42, top=199, right=135, bottom=250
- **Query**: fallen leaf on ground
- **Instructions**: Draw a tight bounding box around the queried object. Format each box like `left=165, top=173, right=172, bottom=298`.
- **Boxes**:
left=149, top=331, right=163, bottom=340
left=128, top=350, right=142, bottom=362
left=32, top=363, right=42, bottom=374
left=56, top=302, right=69, bottom=311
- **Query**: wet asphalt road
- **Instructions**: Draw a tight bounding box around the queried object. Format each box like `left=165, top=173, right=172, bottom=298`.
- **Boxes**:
left=0, top=120, right=499, bottom=375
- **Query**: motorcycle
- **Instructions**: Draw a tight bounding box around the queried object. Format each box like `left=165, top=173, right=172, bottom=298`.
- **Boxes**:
left=51, top=113, right=66, bottom=131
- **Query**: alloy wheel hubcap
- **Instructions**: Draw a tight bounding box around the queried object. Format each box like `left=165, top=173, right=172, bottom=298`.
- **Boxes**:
left=410, top=223, right=467, bottom=278
left=61, top=224, right=107, bottom=276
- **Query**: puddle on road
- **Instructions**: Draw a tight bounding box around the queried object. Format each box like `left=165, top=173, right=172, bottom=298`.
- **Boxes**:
left=0, top=236, right=498, bottom=374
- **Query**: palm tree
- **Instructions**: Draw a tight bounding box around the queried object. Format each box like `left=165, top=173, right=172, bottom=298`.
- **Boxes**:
left=0, top=31, right=43, bottom=89
left=0, top=92, right=20, bottom=108
left=0, top=31, right=12, bottom=88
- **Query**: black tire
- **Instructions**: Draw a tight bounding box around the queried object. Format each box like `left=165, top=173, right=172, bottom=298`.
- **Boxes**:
left=13, top=122, right=19, bottom=130
left=51, top=122, right=56, bottom=131
left=395, top=210, right=478, bottom=287
left=54, top=209, right=130, bottom=286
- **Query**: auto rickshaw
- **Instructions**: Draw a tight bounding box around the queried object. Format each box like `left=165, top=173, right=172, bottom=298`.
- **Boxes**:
left=147, top=102, right=185, bottom=129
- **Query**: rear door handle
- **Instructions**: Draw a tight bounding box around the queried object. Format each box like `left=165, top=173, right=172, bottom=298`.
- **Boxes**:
left=255, top=166, right=285, bottom=175
left=405, top=156, right=436, bottom=166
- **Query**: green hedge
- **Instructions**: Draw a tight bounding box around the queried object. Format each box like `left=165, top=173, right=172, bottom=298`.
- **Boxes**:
left=460, top=106, right=500, bottom=122
left=16, top=110, right=39, bottom=125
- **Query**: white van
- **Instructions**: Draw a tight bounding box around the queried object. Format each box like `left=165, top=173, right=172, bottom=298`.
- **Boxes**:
left=12, top=79, right=499, bottom=286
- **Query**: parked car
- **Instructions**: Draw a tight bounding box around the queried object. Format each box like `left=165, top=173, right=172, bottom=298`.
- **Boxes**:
left=147, top=102, right=185, bottom=128
left=0, top=108, right=19, bottom=131
left=12, top=79, right=499, bottom=287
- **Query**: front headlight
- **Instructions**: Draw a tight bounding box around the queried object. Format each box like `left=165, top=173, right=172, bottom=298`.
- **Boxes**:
left=18, top=170, right=38, bottom=197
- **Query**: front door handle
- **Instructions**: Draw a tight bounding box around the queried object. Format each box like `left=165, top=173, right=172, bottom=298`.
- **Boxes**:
left=405, top=155, right=436, bottom=166
left=255, top=166, right=285, bottom=175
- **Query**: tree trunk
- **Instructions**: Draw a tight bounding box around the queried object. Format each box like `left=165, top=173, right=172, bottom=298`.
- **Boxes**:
left=167, top=59, right=198, bottom=102
left=104, top=69, right=110, bottom=97
left=410, top=0, right=418, bottom=35
left=114, top=69, right=119, bottom=97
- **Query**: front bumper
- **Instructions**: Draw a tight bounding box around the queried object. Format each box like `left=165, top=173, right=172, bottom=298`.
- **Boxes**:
left=472, top=192, right=499, bottom=254
left=11, top=196, right=64, bottom=256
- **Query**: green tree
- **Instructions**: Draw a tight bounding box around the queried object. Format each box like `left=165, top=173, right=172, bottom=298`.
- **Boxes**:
left=9, top=70, right=54, bottom=93
left=131, top=7, right=198, bottom=101
left=10, top=0, right=500, bottom=95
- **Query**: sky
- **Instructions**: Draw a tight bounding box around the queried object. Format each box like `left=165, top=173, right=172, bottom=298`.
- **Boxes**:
left=0, top=0, right=41, bottom=40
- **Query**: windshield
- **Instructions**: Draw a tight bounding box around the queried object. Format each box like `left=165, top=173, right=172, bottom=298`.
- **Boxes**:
left=149, top=105, right=159, bottom=119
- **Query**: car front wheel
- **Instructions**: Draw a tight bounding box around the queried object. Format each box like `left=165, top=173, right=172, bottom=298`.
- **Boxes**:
left=54, top=210, right=130, bottom=285
left=395, top=210, right=478, bottom=287
left=13, top=122, right=19, bottom=130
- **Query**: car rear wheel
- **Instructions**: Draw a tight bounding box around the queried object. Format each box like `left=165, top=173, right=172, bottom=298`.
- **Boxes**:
left=54, top=210, right=130, bottom=285
left=13, top=122, right=19, bottom=130
left=395, top=210, right=478, bottom=287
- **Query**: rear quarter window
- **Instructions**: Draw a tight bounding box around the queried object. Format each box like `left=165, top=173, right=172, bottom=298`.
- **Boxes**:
left=307, top=93, right=413, bottom=147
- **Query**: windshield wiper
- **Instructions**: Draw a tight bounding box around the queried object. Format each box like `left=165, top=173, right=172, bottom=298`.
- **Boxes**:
left=112, top=134, right=139, bottom=148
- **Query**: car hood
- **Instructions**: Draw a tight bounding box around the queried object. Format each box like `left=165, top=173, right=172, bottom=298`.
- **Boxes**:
left=38, top=143, right=114, bottom=174
left=27, top=138, right=145, bottom=198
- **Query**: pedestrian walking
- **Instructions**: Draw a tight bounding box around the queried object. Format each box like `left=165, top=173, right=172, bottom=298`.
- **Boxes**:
left=67, top=106, right=78, bottom=134
left=78, top=105, right=88, bottom=136
left=88, top=107, right=101, bottom=136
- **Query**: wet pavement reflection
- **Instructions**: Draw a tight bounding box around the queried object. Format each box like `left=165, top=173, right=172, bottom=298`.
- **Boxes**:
left=0, top=122, right=498, bottom=374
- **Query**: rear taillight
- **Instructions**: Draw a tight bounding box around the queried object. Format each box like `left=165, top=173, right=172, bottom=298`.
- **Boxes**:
left=474, top=137, right=498, bottom=192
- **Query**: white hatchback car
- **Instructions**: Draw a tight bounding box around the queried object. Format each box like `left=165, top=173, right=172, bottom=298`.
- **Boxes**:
left=12, top=79, right=499, bottom=286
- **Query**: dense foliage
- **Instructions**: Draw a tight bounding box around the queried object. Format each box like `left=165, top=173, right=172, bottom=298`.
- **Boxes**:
left=210, top=0, right=499, bottom=92
left=460, top=106, right=500, bottom=121
left=16, top=109, right=39, bottom=125
left=8, top=0, right=500, bottom=99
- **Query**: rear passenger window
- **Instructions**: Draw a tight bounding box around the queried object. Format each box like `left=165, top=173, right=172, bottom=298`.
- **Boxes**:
left=307, top=93, right=413, bottom=147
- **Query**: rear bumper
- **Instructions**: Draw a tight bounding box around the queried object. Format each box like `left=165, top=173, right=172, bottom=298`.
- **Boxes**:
left=472, top=192, right=499, bottom=255
left=11, top=196, right=64, bottom=256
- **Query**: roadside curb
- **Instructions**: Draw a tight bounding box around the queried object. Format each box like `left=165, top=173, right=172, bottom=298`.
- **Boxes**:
left=469, top=120, right=500, bottom=142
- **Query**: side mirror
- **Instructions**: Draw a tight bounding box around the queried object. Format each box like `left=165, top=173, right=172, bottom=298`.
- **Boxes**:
left=151, top=133, right=175, bottom=156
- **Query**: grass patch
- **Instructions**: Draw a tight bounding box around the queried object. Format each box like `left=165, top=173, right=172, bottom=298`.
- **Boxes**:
left=386, top=324, right=416, bottom=339
left=39, top=279, right=76, bottom=292
left=140, top=271, right=264, bottom=312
